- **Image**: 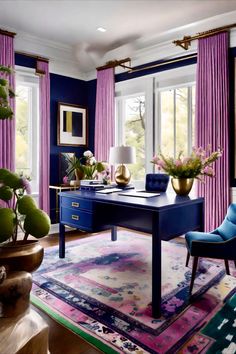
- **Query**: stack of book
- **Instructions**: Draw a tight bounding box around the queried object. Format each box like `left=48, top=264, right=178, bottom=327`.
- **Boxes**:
left=79, top=180, right=135, bottom=191
left=80, top=180, right=105, bottom=191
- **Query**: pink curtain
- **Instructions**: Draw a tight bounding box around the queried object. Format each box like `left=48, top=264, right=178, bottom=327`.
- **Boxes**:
left=196, top=32, right=230, bottom=232
left=37, top=60, right=50, bottom=214
left=94, top=68, right=115, bottom=162
left=0, top=33, right=15, bottom=171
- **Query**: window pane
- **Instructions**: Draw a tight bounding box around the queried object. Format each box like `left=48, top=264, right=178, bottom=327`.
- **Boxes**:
left=124, top=96, right=145, bottom=180
left=15, top=77, right=39, bottom=195
left=160, top=90, right=174, bottom=156
left=176, top=87, right=188, bottom=155
left=15, top=85, right=31, bottom=177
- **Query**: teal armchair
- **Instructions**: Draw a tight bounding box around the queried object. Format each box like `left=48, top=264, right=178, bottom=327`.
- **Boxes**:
left=185, top=203, right=236, bottom=295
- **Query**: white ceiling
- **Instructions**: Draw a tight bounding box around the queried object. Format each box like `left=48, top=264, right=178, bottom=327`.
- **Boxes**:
left=1, top=0, right=236, bottom=76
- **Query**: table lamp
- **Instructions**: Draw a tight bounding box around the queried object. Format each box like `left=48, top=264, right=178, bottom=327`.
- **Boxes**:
left=109, top=146, right=136, bottom=187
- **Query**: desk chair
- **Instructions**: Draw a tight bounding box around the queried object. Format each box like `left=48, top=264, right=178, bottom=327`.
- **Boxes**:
left=185, top=203, right=236, bottom=295
left=145, top=173, right=169, bottom=192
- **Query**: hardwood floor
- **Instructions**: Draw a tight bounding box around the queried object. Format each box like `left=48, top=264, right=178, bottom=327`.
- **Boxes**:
left=32, top=228, right=102, bottom=354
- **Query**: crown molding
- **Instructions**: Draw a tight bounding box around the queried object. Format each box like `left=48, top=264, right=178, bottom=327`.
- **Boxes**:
left=85, top=11, right=236, bottom=81
left=14, top=32, right=86, bottom=80
left=0, top=24, right=86, bottom=80
left=2, top=10, right=236, bottom=82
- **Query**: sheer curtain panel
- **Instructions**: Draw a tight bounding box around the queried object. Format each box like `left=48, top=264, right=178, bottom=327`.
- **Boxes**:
left=94, top=68, right=115, bottom=162
left=37, top=60, right=50, bottom=214
left=0, top=32, right=15, bottom=170
left=196, top=32, right=230, bottom=231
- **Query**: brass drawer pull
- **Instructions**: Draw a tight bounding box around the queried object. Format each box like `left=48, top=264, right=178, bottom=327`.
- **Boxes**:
left=72, top=202, right=80, bottom=208
left=72, top=215, right=79, bottom=221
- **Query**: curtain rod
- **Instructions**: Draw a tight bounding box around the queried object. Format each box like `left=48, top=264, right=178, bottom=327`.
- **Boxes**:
left=15, top=50, right=49, bottom=63
left=128, top=54, right=197, bottom=74
left=0, top=28, right=16, bottom=37
left=96, top=57, right=131, bottom=71
left=173, top=23, right=236, bottom=50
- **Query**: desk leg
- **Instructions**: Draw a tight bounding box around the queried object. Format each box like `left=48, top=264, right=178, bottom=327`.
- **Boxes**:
left=59, top=223, right=65, bottom=258
left=111, top=226, right=117, bottom=241
left=200, top=201, right=205, bottom=232
left=152, top=213, right=161, bottom=318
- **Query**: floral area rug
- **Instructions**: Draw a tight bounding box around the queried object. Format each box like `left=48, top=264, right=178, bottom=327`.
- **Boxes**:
left=31, top=230, right=236, bottom=354
left=180, top=293, right=236, bottom=353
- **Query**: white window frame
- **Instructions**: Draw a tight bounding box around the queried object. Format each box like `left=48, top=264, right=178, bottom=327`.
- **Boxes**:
left=115, top=76, right=154, bottom=183
left=15, top=66, right=39, bottom=196
left=157, top=82, right=195, bottom=157
left=115, top=64, right=196, bottom=185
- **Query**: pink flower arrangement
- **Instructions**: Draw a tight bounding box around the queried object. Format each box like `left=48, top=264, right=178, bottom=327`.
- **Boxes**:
left=63, top=176, right=68, bottom=184
left=151, top=146, right=222, bottom=179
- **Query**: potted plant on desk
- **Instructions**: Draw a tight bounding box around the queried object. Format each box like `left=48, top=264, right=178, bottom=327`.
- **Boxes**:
left=65, top=150, right=105, bottom=184
left=0, top=168, right=51, bottom=317
left=151, top=146, right=222, bottom=196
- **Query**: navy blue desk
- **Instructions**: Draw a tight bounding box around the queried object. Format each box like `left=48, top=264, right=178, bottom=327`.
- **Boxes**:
left=59, top=190, right=204, bottom=317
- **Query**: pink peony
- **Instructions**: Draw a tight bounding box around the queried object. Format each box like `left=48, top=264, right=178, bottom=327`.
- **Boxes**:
left=157, top=159, right=166, bottom=169
left=175, top=159, right=182, bottom=167
left=202, top=166, right=214, bottom=176
left=152, top=155, right=159, bottom=164
left=63, top=176, right=68, bottom=184
left=21, top=177, right=31, bottom=194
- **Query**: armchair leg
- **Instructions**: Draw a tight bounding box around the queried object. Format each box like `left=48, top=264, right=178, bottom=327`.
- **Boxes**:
left=224, top=260, right=230, bottom=275
left=189, top=256, right=199, bottom=296
left=186, top=251, right=190, bottom=267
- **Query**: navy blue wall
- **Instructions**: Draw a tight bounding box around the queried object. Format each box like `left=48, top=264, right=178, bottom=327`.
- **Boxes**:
left=115, top=54, right=197, bottom=82
left=50, top=73, right=87, bottom=185
left=15, top=54, right=91, bottom=221
left=86, top=79, right=97, bottom=154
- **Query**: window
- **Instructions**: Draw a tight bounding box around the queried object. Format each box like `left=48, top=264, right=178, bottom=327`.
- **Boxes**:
left=158, top=84, right=195, bottom=157
left=116, top=94, right=146, bottom=180
left=115, top=66, right=196, bottom=185
left=15, top=69, right=39, bottom=194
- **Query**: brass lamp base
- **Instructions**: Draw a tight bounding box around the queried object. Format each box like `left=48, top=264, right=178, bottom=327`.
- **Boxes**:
left=115, top=164, right=131, bottom=187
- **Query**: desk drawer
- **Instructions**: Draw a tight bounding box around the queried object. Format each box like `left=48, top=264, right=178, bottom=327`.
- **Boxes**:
left=61, top=197, right=93, bottom=211
left=61, top=207, right=93, bottom=229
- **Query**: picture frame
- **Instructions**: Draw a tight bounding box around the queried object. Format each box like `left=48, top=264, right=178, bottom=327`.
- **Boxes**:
left=57, top=102, right=88, bottom=146
left=59, top=152, right=75, bottom=184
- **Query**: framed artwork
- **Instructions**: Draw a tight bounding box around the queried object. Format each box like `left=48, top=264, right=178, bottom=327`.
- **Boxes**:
left=57, top=102, right=88, bottom=146
left=59, top=152, right=75, bottom=184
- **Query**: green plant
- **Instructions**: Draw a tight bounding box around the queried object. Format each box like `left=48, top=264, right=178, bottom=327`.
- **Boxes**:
left=151, top=146, right=222, bottom=179
left=0, top=168, right=51, bottom=244
left=65, top=150, right=105, bottom=180
left=0, top=65, right=15, bottom=120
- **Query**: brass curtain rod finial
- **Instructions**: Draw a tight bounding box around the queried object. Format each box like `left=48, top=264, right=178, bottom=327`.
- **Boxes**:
left=173, top=36, right=191, bottom=50
left=35, top=69, right=46, bottom=76
left=96, top=57, right=131, bottom=71
left=0, top=28, right=16, bottom=37
left=174, top=22, right=236, bottom=50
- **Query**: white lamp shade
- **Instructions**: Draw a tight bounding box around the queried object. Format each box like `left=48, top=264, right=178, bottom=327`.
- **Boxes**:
left=109, top=146, right=136, bottom=165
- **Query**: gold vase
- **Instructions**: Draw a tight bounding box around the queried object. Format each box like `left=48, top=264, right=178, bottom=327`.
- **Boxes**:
left=0, top=240, right=44, bottom=273
left=0, top=271, right=32, bottom=317
left=171, top=178, right=194, bottom=196
left=0, top=240, right=44, bottom=317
